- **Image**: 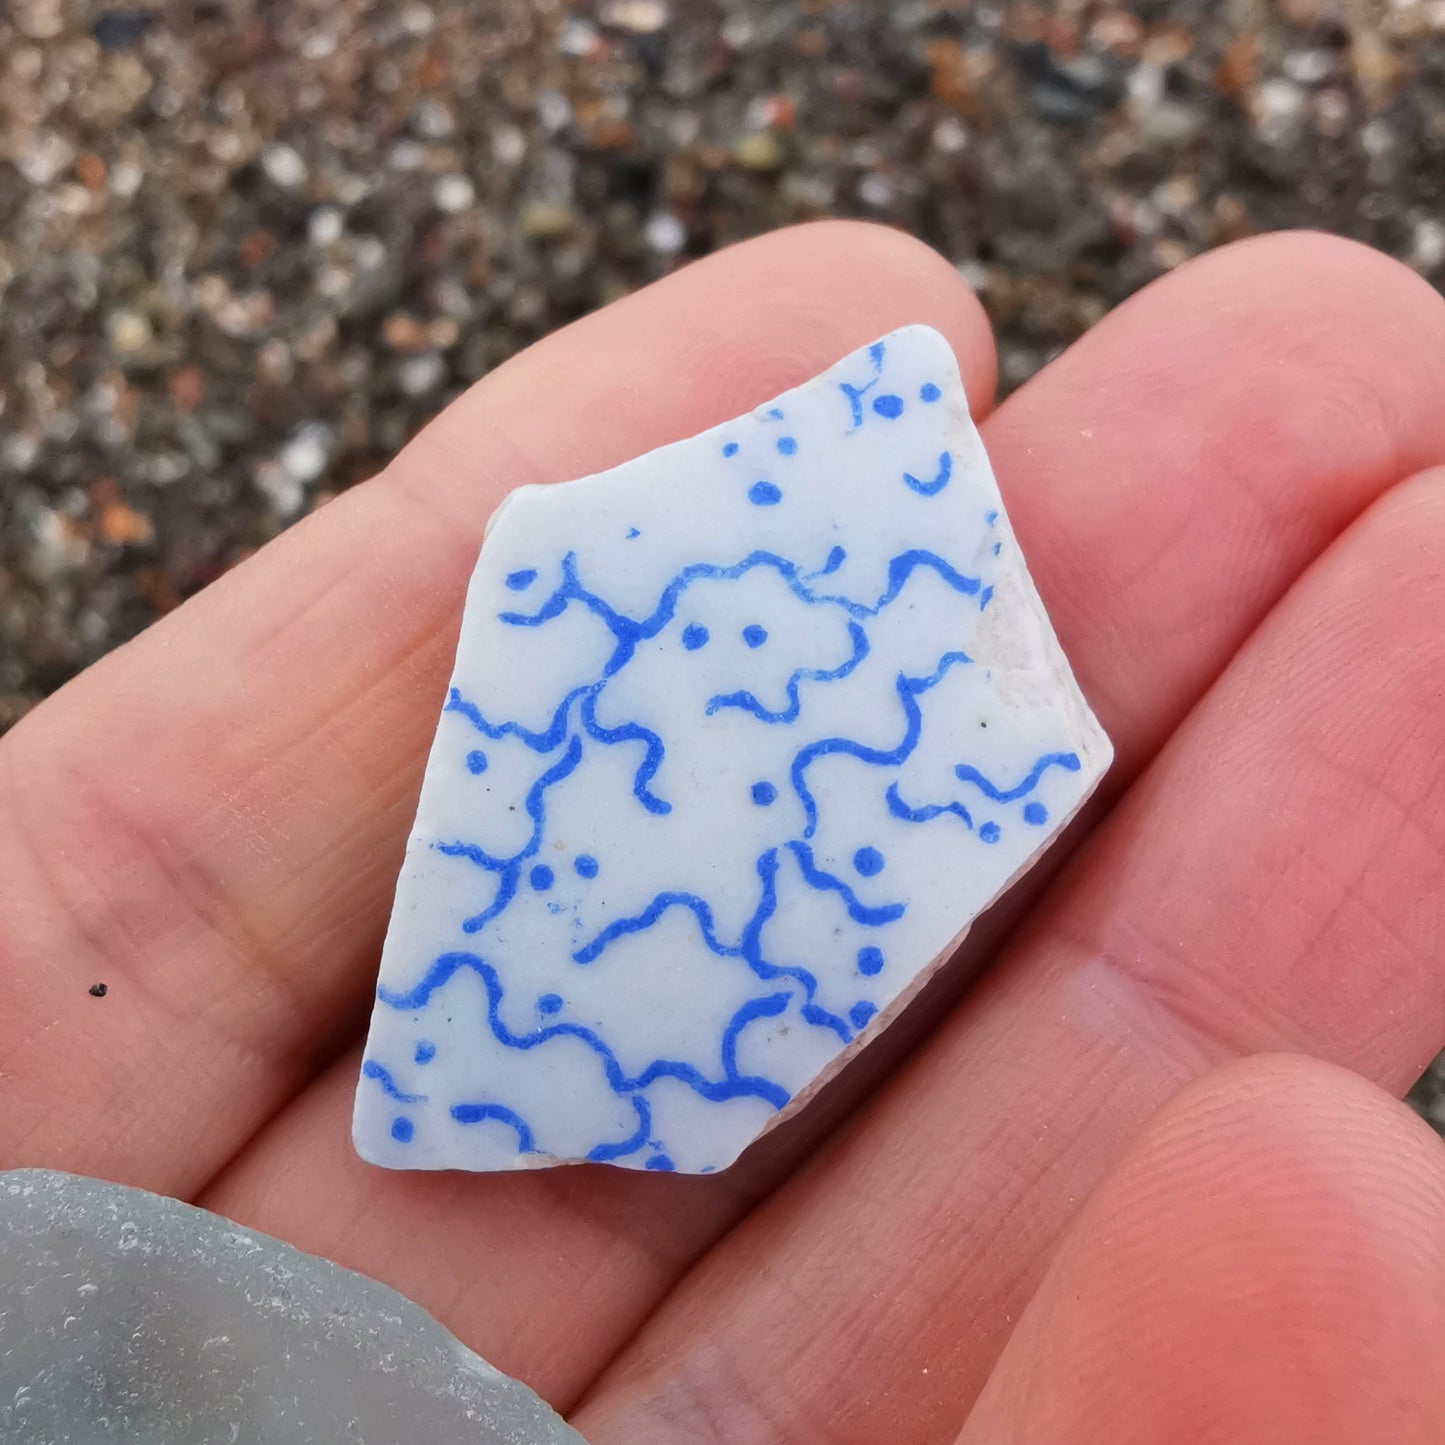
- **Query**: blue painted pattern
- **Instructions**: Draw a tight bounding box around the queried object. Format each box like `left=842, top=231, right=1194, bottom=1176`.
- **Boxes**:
left=356, top=326, right=1105, bottom=1174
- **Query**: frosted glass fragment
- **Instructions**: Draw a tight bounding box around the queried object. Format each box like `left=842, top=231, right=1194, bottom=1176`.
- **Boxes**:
left=0, top=1169, right=585, bottom=1445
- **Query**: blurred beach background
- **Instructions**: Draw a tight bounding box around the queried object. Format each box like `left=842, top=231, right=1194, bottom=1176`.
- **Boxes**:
left=3, top=0, right=1444, bottom=1107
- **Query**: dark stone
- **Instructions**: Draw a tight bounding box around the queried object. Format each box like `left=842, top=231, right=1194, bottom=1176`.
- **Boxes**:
left=92, top=10, right=154, bottom=50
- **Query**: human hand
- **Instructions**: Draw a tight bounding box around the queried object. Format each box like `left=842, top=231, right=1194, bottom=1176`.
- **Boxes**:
left=5, top=222, right=1445, bottom=1443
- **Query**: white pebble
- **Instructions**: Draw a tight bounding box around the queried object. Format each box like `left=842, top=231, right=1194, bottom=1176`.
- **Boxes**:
left=399, top=352, right=446, bottom=396
left=107, top=311, right=152, bottom=354
left=492, top=125, right=527, bottom=167
left=1255, top=77, right=1306, bottom=123
left=253, top=460, right=305, bottom=518
left=1282, top=49, right=1334, bottom=85
left=16, top=132, right=75, bottom=187
left=599, top=0, right=669, bottom=32
left=857, top=172, right=894, bottom=209
left=558, top=18, right=599, bottom=55
left=536, top=90, right=573, bottom=135
left=1412, top=218, right=1445, bottom=270
left=261, top=143, right=309, bottom=190
left=308, top=206, right=344, bottom=246
left=279, top=422, right=334, bottom=485
left=932, top=117, right=969, bottom=155
left=1362, top=119, right=1395, bottom=156
left=643, top=212, right=686, bottom=254
left=433, top=174, right=475, bottom=214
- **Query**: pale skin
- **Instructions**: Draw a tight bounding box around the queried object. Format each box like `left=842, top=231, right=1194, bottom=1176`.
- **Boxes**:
left=5, top=222, right=1445, bottom=1443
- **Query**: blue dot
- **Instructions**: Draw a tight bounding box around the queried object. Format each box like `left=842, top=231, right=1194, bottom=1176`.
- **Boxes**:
left=466, top=749, right=488, bottom=775
left=414, top=1040, right=436, bottom=1065
left=752, top=781, right=777, bottom=806
left=777, top=435, right=798, bottom=456
left=646, top=1154, right=676, bottom=1171
left=682, top=623, right=709, bottom=650
left=530, top=864, right=554, bottom=890
left=857, top=946, right=884, bottom=976
left=920, top=382, right=942, bottom=402
left=538, top=993, right=563, bottom=1015
left=575, top=854, right=599, bottom=878
left=505, top=568, right=537, bottom=591
left=872, top=393, right=904, bottom=419
left=749, top=480, right=782, bottom=506
left=391, top=1117, right=414, bottom=1143
left=979, top=822, right=1001, bottom=844
left=742, top=624, right=767, bottom=648
left=626, top=526, right=640, bottom=539
left=849, top=1000, right=878, bottom=1030
left=853, top=846, right=884, bottom=877
left=992, top=542, right=1002, bottom=556
left=722, top=441, right=739, bottom=457
left=1023, top=802, right=1048, bottom=826
left=985, top=509, right=998, bottom=526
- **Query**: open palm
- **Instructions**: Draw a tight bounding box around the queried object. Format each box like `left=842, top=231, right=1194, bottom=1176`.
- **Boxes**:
left=6, top=222, right=1445, bottom=1444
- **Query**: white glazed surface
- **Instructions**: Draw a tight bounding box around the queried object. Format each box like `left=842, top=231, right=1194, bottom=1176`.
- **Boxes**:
left=353, top=325, right=1111, bottom=1175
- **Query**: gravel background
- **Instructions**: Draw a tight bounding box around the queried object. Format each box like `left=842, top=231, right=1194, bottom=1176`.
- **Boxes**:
left=3, top=0, right=1444, bottom=1116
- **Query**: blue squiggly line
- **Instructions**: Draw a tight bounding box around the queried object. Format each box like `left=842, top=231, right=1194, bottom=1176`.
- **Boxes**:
left=839, top=340, right=886, bottom=426
left=573, top=891, right=739, bottom=965
left=904, top=451, right=952, bottom=497
left=379, top=952, right=790, bottom=1142
left=461, top=863, right=519, bottom=935
left=451, top=1101, right=537, bottom=1152
left=579, top=692, right=671, bottom=815
left=571, top=849, right=854, bottom=1045
left=445, top=681, right=597, bottom=754
left=361, top=1059, right=427, bottom=1104
left=706, top=622, right=868, bottom=724
left=587, top=1095, right=652, bottom=1162
left=885, top=781, right=974, bottom=831
left=444, top=736, right=585, bottom=932
left=720, top=993, right=791, bottom=1086
left=786, top=841, right=905, bottom=926
left=954, top=751, right=1081, bottom=802
left=790, top=649, right=973, bottom=839
left=499, top=547, right=980, bottom=665
left=439, top=734, right=584, bottom=876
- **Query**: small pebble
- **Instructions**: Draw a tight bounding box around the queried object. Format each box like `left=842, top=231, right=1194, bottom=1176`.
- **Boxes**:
left=521, top=200, right=577, bottom=240
left=397, top=352, right=446, bottom=396
left=599, top=0, right=669, bottom=32
left=279, top=422, right=334, bottom=485
left=261, top=144, right=309, bottom=191
left=107, top=311, right=152, bottom=354
left=93, top=10, right=154, bottom=50
left=733, top=132, right=782, bottom=170
left=308, top=207, right=345, bottom=246
left=643, top=212, right=686, bottom=254
left=433, top=174, right=475, bottom=214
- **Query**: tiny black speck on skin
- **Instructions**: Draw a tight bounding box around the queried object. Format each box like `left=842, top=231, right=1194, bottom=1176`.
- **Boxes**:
left=88, top=982, right=108, bottom=998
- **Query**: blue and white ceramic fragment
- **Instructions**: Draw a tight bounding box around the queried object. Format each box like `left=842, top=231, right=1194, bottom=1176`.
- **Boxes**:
left=354, top=325, right=1111, bottom=1175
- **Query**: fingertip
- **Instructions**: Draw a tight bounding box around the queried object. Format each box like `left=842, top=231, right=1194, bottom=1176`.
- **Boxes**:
left=961, top=1053, right=1445, bottom=1445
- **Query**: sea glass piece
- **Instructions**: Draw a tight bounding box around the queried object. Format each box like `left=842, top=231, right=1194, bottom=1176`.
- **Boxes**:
left=355, top=324, right=1111, bottom=1175
left=0, top=1169, right=586, bottom=1444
